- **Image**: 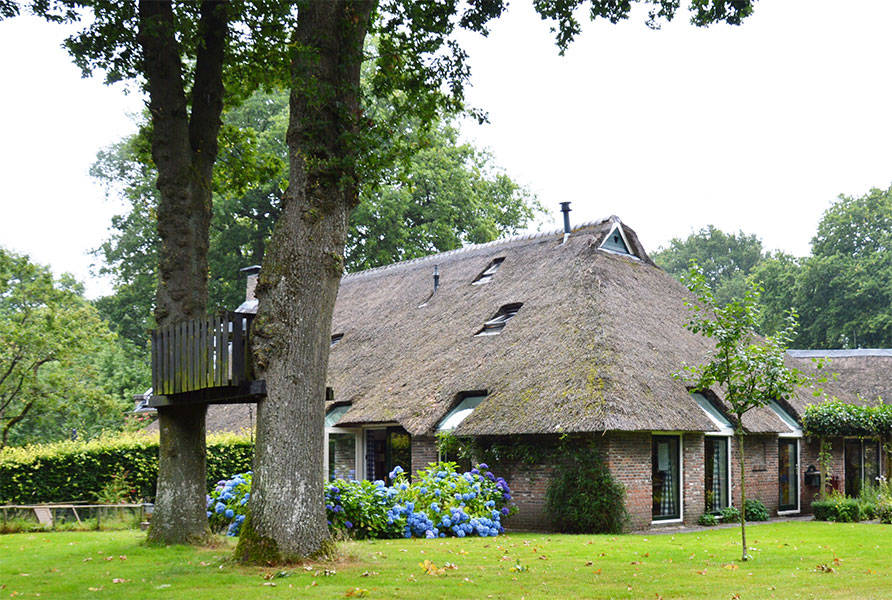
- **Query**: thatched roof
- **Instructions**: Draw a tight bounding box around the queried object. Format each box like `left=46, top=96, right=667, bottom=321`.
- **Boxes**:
left=784, top=349, right=891, bottom=417
left=201, top=218, right=889, bottom=437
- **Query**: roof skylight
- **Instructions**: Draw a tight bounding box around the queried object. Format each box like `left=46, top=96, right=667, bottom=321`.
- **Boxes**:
left=436, top=394, right=486, bottom=432
left=600, top=225, right=631, bottom=255
left=475, top=303, right=522, bottom=336
left=324, top=405, right=350, bottom=428
left=692, top=393, right=734, bottom=435
left=472, top=257, right=505, bottom=285
left=768, top=400, right=802, bottom=433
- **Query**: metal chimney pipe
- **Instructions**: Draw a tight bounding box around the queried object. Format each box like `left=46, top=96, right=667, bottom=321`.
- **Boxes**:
left=433, top=265, right=440, bottom=293
left=560, top=202, right=572, bottom=244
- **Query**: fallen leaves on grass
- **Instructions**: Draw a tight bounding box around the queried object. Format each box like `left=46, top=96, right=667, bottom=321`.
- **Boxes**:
left=723, top=564, right=739, bottom=571
left=815, top=564, right=835, bottom=573
left=420, top=559, right=457, bottom=576
left=344, top=587, right=369, bottom=597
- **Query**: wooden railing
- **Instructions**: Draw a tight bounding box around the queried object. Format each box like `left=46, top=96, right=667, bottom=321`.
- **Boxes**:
left=151, top=313, right=254, bottom=396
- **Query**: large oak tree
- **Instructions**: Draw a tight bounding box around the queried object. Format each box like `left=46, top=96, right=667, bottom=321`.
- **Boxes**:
left=237, top=0, right=760, bottom=562
left=7, top=0, right=294, bottom=544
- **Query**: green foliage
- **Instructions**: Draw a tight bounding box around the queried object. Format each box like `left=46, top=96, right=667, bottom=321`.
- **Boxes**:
left=0, top=249, right=141, bottom=447
left=652, top=226, right=766, bottom=308
left=0, top=432, right=253, bottom=504
left=677, top=262, right=803, bottom=427
left=720, top=505, right=740, bottom=524
left=743, top=498, right=769, bottom=522
left=802, top=400, right=892, bottom=437
left=876, top=497, right=892, bottom=524
left=697, top=513, right=719, bottom=526
left=812, top=492, right=861, bottom=523
left=93, top=468, right=137, bottom=504
left=545, top=445, right=627, bottom=534
left=92, top=92, right=542, bottom=347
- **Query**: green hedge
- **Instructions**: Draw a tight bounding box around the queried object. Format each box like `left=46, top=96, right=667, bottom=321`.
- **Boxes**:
left=802, top=400, right=892, bottom=437
left=0, top=432, right=253, bottom=504
left=812, top=496, right=861, bottom=523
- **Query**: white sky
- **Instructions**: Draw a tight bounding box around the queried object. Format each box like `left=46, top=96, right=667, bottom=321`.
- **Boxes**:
left=1, top=2, right=890, bottom=298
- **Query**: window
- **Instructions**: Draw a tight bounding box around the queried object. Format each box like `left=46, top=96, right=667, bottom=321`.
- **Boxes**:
left=652, top=435, right=681, bottom=521
left=365, top=427, right=411, bottom=484
left=324, top=405, right=360, bottom=482
left=475, top=303, right=522, bottom=336
left=600, top=225, right=631, bottom=255
left=778, top=439, right=799, bottom=512
left=704, top=437, right=730, bottom=513
left=436, top=394, right=486, bottom=432
left=845, top=439, right=881, bottom=497
left=324, top=405, right=350, bottom=428
left=472, top=257, right=505, bottom=285
left=331, top=333, right=344, bottom=347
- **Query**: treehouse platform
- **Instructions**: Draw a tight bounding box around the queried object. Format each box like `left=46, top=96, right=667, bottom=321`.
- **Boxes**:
left=148, top=312, right=265, bottom=408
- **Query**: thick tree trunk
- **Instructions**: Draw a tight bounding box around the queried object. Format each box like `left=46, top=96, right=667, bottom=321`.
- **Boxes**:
left=235, top=0, right=373, bottom=562
left=140, top=0, right=226, bottom=545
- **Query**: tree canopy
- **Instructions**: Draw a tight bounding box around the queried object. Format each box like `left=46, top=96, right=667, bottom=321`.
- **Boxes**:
left=91, top=90, right=542, bottom=347
left=652, top=225, right=765, bottom=308
left=0, top=249, right=147, bottom=447
left=654, top=185, right=892, bottom=348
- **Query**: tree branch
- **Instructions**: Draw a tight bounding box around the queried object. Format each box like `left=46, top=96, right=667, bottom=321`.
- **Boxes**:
left=189, top=1, right=227, bottom=179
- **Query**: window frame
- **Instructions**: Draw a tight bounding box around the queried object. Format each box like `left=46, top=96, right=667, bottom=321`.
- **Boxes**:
left=651, top=433, right=684, bottom=524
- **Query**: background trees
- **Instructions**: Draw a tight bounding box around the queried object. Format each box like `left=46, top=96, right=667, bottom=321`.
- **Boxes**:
left=91, top=90, right=542, bottom=345
left=653, top=185, right=892, bottom=348
left=0, top=249, right=146, bottom=448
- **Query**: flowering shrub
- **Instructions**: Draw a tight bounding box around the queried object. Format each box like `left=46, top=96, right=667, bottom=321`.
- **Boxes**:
left=207, top=472, right=251, bottom=536
left=208, top=462, right=514, bottom=539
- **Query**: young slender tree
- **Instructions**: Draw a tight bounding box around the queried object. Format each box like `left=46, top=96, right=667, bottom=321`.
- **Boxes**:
left=677, top=263, right=802, bottom=562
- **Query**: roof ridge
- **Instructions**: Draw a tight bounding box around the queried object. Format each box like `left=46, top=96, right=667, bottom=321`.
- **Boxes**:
left=342, top=217, right=615, bottom=281
left=787, top=349, right=892, bottom=358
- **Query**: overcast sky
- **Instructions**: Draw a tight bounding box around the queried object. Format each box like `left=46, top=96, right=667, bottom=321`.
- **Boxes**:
left=1, top=1, right=890, bottom=298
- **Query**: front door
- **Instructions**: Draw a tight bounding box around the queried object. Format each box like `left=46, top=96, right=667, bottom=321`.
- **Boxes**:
left=778, top=439, right=799, bottom=511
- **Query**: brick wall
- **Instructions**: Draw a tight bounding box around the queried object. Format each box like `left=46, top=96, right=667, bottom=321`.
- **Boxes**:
left=800, top=436, right=846, bottom=512
left=605, top=432, right=653, bottom=530
left=411, top=436, right=438, bottom=477
left=730, top=434, right=779, bottom=513
left=682, top=433, right=705, bottom=527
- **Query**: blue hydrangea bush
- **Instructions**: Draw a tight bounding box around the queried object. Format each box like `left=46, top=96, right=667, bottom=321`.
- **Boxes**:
left=206, top=472, right=251, bottom=536
left=207, top=462, right=514, bottom=539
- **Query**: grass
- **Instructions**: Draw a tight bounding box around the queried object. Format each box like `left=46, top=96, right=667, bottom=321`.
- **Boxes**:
left=1, top=522, right=890, bottom=599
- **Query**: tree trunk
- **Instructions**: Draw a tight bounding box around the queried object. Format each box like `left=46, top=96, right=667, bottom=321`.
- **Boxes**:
left=235, top=0, right=374, bottom=562
left=141, top=0, right=226, bottom=545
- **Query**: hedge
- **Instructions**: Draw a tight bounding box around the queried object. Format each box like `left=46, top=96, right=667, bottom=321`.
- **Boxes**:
left=802, top=400, right=892, bottom=438
left=0, top=432, right=253, bottom=504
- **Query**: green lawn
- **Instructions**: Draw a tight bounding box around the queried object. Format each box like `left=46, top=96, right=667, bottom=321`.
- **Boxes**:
left=1, top=522, right=889, bottom=599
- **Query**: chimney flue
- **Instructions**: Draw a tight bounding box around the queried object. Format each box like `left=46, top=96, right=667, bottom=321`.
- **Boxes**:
left=560, top=202, right=572, bottom=244
left=433, top=265, right=440, bottom=293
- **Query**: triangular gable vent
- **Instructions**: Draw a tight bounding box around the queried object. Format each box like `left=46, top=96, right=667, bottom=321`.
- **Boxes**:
left=600, top=224, right=632, bottom=255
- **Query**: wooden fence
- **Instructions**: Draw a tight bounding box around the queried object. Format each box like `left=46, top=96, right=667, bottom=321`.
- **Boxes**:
left=151, top=313, right=254, bottom=396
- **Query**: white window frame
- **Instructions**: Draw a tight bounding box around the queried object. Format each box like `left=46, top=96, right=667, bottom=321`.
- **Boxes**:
left=651, top=432, right=684, bottom=525
left=324, top=426, right=364, bottom=482
left=704, top=432, right=733, bottom=512
left=777, top=437, right=801, bottom=515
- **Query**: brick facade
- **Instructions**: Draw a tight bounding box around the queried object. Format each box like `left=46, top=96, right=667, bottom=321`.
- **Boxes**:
left=400, top=431, right=882, bottom=532
left=411, top=436, right=439, bottom=476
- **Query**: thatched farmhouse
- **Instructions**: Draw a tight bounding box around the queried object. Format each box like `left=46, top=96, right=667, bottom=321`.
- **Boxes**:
left=202, top=215, right=890, bottom=530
